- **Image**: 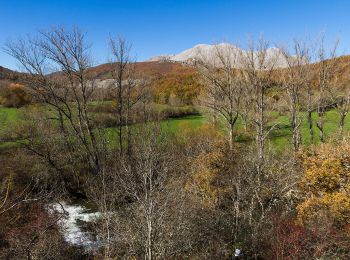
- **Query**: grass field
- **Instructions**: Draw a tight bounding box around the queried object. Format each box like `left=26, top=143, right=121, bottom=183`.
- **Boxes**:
left=0, top=106, right=22, bottom=132
left=1, top=105, right=350, bottom=150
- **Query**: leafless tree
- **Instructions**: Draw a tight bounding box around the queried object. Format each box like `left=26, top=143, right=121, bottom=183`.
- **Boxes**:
left=280, top=39, right=311, bottom=151
left=327, top=66, right=349, bottom=139
left=197, top=43, right=244, bottom=149
left=240, top=36, right=278, bottom=173
left=228, top=148, right=301, bottom=258
left=109, top=36, right=131, bottom=154
left=314, top=36, right=339, bottom=142
left=335, top=85, right=350, bottom=139
left=4, top=26, right=103, bottom=175
left=89, top=123, right=195, bottom=259
left=305, top=75, right=316, bottom=144
left=109, top=36, right=147, bottom=154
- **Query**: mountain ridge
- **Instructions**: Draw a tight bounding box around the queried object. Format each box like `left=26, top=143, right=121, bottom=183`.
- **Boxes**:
left=147, top=43, right=290, bottom=68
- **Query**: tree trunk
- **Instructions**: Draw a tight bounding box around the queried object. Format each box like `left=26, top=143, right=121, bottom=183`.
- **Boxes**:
left=146, top=214, right=152, bottom=260
left=118, top=123, right=123, bottom=154
left=229, top=114, right=239, bottom=151
left=291, top=109, right=298, bottom=151
left=308, top=111, right=314, bottom=144
left=118, top=84, right=123, bottom=154
left=316, top=111, right=325, bottom=143
left=256, top=84, right=265, bottom=175
left=339, top=111, right=346, bottom=140
left=229, top=124, right=234, bottom=151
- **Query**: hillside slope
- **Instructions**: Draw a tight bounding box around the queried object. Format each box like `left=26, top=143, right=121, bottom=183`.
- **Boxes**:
left=88, top=61, right=195, bottom=79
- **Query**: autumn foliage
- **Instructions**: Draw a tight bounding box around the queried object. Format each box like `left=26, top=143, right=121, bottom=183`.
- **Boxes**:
left=183, top=124, right=226, bottom=208
left=298, top=143, right=350, bottom=229
left=0, top=83, right=31, bottom=108
left=152, top=73, right=202, bottom=106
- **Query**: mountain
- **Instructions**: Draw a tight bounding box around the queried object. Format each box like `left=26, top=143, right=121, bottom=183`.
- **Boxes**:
left=147, top=43, right=290, bottom=68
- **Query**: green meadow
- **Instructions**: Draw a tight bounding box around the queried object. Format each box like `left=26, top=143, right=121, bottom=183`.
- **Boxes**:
left=1, top=105, right=349, bottom=150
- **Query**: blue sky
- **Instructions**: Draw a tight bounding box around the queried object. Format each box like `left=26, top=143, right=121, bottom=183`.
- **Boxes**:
left=1, top=0, right=349, bottom=70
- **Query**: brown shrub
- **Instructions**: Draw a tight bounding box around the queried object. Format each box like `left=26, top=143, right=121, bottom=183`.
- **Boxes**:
left=0, top=83, right=31, bottom=108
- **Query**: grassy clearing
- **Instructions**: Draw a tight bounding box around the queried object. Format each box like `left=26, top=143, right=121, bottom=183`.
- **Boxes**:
left=1, top=104, right=350, bottom=151
left=0, top=106, right=22, bottom=132
left=102, top=115, right=207, bottom=148
left=260, top=110, right=348, bottom=151
left=0, top=106, right=21, bottom=149
left=199, top=109, right=350, bottom=151
left=161, top=115, right=207, bottom=132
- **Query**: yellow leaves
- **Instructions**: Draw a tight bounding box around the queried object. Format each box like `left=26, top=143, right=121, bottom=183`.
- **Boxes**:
left=186, top=150, right=222, bottom=208
left=297, top=192, right=350, bottom=226
left=0, top=83, right=30, bottom=107
left=328, top=193, right=350, bottom=223
left=111, top=99, right=118, bottom=109
left=152, top=73, right=202, bottom=105
left=183, top=124, right=226, bottom=208
left=8, top=83, right=24, bottom=90
left=297, top=142, right=350, bottom=228
left=301, top=158, right=341, bottom=193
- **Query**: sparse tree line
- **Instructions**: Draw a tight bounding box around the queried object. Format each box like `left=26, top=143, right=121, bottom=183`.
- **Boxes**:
left=197, top=35, right=343, bottom=152
left=1, top=27, right=350, bottom=259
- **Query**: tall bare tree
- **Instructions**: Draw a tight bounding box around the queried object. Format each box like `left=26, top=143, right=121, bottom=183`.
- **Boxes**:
left=5, top=26, right=102, bottom=175
left=314, top=36, right=339, bottom=142
left=280, top=39, right=311, bottom=151
left=197, top=43, right=244, bottom=149
left=240, top=37, right=278, bottom=173
left=327, top=62, right=349, bottom=139
left=89, top=123, right=195, bottom=259
left=335, top=84, right=350, bottom=139
left=109, top=36, right=142, bottom=154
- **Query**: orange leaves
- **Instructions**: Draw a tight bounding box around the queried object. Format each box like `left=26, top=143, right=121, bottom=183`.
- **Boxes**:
left=152, top=73, right=202, bottom=105
left=182, top=124, right=227, bottom=208
left=0, top=83, right=31, bottom=108
left=188, top=150, right=222, bottom=208
left=8, top=83, right=24, bottom=89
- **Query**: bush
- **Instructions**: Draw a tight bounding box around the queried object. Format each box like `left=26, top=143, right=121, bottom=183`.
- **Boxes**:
left=93, top=112, right=118, bottom=128
left=160, top=106, right=200, bottom=119
left=0, top=84, right=31, bottom=108
left=88, top=102, right=114, bottom=113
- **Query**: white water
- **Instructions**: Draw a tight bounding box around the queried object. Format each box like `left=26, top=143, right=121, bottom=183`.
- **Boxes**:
left=48, top=202, right=101, bottom=248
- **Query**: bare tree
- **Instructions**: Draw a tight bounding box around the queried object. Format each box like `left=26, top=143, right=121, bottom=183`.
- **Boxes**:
left=228, top=148, right=301, bottom=258
left=240, top=36, right=278, bottom=173
left=314, top=36, right=339, bottom=143
left=109, top=36, right=130, bottom=154
left=335, top=85, right=350, bottom=139
left=280, top=39, right=311, bottom=151
left=109, top=36, right=147, bottom=155
left=4, top=26, right=103, bottom=175
left=89, top=123, right=195, bottom=259
left=197, top=43, right=244, bottom=149
left=328, top=67, right=349, bottom=139
left=306, top=75, right=316, bottom=144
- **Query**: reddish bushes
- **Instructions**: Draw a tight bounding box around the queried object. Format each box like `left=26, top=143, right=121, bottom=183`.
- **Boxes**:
left=262, top=214, right=350, bottom=259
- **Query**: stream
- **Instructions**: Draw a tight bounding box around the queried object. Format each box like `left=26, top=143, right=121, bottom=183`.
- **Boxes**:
left=48, top=201, right=102, bottom=249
